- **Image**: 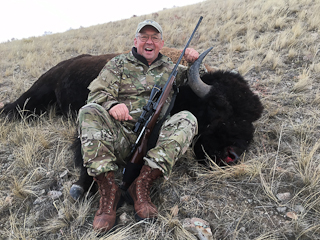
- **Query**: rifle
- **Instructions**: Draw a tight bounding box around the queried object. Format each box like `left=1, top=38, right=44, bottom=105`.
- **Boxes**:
left=120, top=16, right=203, bottom=190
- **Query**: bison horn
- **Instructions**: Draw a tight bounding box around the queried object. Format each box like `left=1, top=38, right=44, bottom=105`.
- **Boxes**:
left=188, top=47, right=213, bottom=98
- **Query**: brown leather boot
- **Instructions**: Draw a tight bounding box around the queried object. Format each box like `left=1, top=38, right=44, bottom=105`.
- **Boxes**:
left=92, top=171, right=121, bottom=232
left=126, top=165, right=162, bottom=221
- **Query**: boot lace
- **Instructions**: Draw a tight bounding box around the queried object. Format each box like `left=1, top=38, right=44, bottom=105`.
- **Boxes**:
left=136, top=170, right=154, bottom=203
left=98, top=177, right=117, bottom=214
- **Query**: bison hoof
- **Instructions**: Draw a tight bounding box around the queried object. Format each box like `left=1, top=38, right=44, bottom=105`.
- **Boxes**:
left=69, top=184, right=84, bottom=200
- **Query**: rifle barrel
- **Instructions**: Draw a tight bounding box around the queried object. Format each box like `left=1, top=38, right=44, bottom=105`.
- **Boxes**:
left=154, top=16, right=203, bottom=109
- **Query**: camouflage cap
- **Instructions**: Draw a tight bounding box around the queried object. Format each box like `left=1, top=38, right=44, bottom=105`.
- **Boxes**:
left=136, top=19, right=163, bottom=36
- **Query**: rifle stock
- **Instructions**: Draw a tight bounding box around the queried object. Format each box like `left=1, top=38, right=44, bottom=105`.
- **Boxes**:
left=121, top=17, right=203, bottom=190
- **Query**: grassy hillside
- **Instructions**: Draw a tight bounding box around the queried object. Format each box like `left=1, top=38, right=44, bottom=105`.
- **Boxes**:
left=1, top=0, right=320, bottom=239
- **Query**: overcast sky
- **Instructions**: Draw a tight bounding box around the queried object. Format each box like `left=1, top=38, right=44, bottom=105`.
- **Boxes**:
left=0, top=0, right=203, bottom=43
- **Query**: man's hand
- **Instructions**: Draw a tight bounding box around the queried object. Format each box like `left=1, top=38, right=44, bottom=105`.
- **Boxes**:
left=108, top=103, right=133, bottom=121
left=183, top=48, right=199, bottom=63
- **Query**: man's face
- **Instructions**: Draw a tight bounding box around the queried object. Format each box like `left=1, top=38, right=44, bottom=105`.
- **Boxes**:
left=134, top=26, right=164, bottom=65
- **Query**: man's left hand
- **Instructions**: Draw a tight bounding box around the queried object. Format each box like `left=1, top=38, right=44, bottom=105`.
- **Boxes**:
left=183, top=48, right=199, bottom=63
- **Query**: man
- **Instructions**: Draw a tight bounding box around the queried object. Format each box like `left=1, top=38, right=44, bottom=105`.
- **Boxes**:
left=77, top=19, right=205, bottom=232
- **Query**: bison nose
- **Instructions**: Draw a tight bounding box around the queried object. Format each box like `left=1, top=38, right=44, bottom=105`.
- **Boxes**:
left=228, top=149, right=240, bottom=164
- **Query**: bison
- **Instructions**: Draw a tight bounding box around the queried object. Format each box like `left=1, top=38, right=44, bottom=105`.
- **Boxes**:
left=0, top=47, right=263, bottom=199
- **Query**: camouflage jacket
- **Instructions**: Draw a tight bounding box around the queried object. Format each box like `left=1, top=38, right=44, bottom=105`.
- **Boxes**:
left=87, top=48, right=206, bottom=130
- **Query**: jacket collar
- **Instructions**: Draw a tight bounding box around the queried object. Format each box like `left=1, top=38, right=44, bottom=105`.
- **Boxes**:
left=131, top=47, right=163, bottom=67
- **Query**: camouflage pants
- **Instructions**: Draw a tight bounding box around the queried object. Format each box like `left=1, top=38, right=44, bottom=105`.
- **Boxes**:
left=77, top=103, right=198, bottom=177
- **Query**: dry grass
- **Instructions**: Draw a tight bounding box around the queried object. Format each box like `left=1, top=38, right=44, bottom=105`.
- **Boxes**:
left=1, top=0, right=320, bottom=239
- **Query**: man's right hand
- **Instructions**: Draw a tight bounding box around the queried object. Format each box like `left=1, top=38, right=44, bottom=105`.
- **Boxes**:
left=108, top=103, right=133, bottom=121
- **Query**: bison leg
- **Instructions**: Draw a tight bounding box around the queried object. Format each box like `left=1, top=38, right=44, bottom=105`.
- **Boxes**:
left=70, top=135, right=98, bottom=200
left=70, top=165, right=95, bottom=200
